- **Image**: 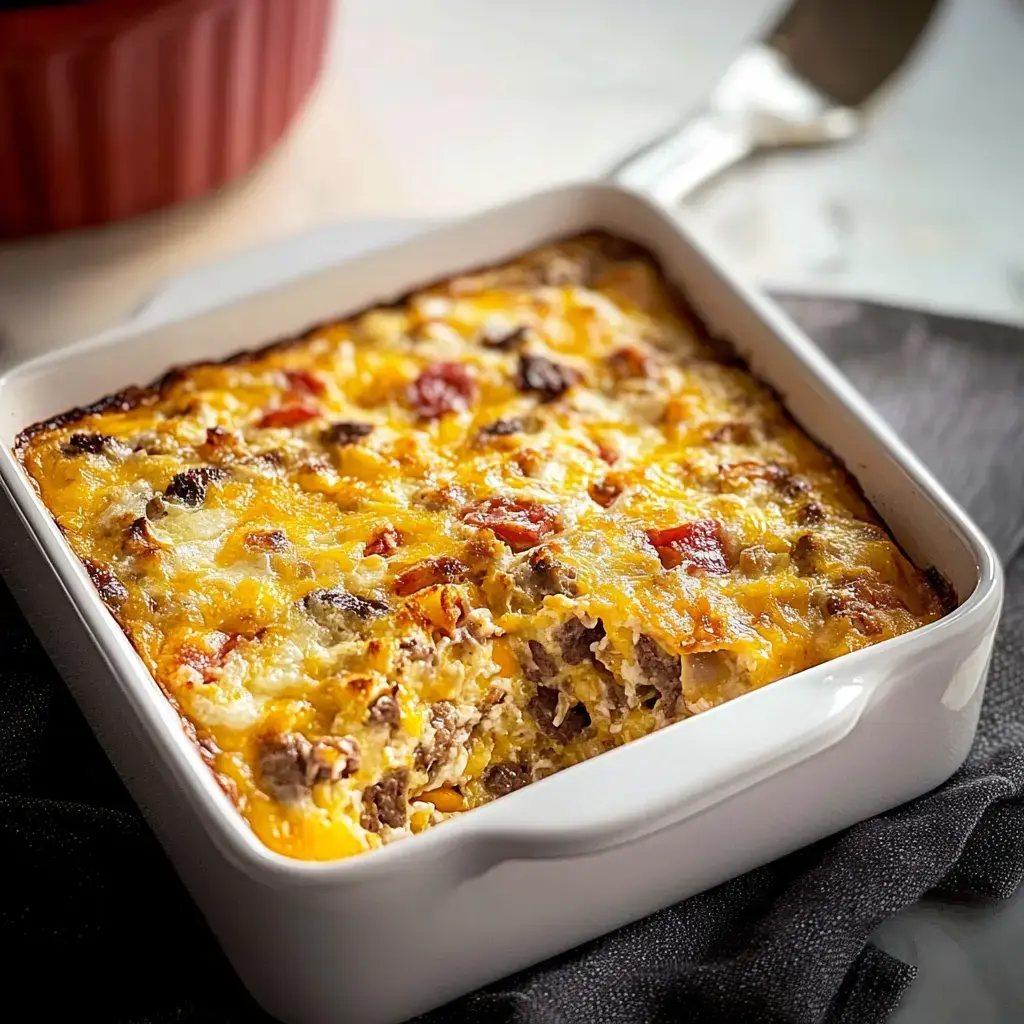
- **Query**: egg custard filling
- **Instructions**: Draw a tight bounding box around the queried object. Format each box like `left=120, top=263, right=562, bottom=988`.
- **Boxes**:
left=16, top=233, right=951, bottom=861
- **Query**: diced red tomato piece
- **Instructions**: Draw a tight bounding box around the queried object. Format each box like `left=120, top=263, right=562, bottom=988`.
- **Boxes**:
left=284, top=369, right=326, bottom=397
left=364, top=526, right=404, bottom=558
left=407, top=363, right=476, bottom=420
left=257, top=404, right=319, bottom=429
left=646, top=519, right=729, bottom=575
left=461, top=496, right=560, bottom=553
left=393, top=556, right=469, bottom=596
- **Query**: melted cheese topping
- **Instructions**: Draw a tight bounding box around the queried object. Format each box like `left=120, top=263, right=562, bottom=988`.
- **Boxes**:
left=17, top=234, right=947, bottom=861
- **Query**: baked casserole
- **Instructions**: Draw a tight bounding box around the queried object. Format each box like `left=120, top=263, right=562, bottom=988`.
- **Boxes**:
left=16, top=234, right=952, bottom=861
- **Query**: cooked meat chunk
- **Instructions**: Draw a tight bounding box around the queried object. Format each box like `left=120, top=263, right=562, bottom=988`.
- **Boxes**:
left=309, top=588, right=390, bottom=617
left=823, top=591, right=884, bottom=635
left=608, top=346, right=654, bottom=379
left=323, top=421, right=374, bottom=446
left=483, top=761, right=532, bottom=797
left=367, top=691, right=401, bottom=728
left=125, top=516, right=162, bottom=556
left=822, top=576, right=905, bottom=636
left=416, top=701, right=456, bottom=770
left=528, top=686, right=590, bottom=743
left=478, top=417, right=525, bottom=438
left=307, top=735, right=361, bottom=782
left=512, top=547, right=579, bottom=601
left=414, top=484, right=467, bottom=511
left=259, top=732, right=360, bottom=801
left=164, top=466, right=228, bottom=508
left=63, top=432, right=108, bottom=456
left=515, top=353, right=577, bottom=400
left=589, top=477, right=623, bottom=508
left=797, top=502, right=825, bottom=526
left=145, top=494, right=169, bottom=521
left=258, top=732, right=311, bottom=800
left=779, top=472, right=811, bottom=500
left=361, top=769, right=410, bottom=832
left=718, top=460, right=807, bottom=499
left=304, top=588, right=390, bottom=618
left=201, top=425, right=234, bottom=452
left=244, top=529, right=289, bottom=552
left=398, top=636, right=436, bottom=665
left=302, top=587, right=390, bottom=640
left=62, top=432, right=130, bottom=458
left=554, top=617, right=605, bottom=665
left=520, top=640, right=558, bottom=683
left=414, top=702, right=481, bottom=785
left=791, top=534, right=828, bottom=576
left=394, top=556, right=468, bottom=596
left=364, top=525, right=403, bottom=558
left=595, top=660, right=628, bottom=713
left=634, top=634, right=681, bottom=710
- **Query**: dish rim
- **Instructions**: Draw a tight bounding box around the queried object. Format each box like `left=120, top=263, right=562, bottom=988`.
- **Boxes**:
left=0, top=181, right=1003, bottom=888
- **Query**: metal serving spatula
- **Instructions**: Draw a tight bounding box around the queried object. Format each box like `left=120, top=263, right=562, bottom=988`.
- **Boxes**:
left=612, top=0, right=943, bottom=205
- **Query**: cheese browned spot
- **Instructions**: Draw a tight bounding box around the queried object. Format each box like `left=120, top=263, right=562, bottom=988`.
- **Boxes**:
left=16, top=232, right=949, bottom=862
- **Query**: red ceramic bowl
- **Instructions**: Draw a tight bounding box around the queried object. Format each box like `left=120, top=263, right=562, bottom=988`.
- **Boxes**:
left=0, top=0, right=333, bottom=238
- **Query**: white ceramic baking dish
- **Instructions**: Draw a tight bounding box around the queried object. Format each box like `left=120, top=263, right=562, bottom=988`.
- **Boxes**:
left=0, top=184, right=1003, bottom=1024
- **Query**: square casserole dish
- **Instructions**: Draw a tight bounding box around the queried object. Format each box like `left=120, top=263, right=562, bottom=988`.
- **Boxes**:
left=0, top=184, right=1003, bottom=1024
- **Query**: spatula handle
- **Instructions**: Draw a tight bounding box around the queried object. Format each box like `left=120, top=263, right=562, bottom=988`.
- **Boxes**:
left=609, top=111, right=754, bottom=205
left=609, top=44, right=862, bottom=206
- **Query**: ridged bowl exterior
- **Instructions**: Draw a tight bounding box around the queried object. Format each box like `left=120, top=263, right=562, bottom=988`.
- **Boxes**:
left=0, top=0, right=333, bottom=238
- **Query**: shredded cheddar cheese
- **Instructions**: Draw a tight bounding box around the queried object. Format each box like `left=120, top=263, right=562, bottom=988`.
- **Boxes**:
left=16, top=234, right=949, bottom=861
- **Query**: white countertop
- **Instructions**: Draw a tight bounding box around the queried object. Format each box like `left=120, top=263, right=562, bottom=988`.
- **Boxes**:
left=2, top=0, right=1024, bottom=365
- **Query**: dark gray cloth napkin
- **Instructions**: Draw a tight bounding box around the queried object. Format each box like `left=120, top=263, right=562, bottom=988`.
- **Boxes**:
left=2, top=297, right=1023, bottom=1024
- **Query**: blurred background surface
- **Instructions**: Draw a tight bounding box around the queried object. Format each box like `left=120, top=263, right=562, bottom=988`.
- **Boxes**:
left=1, top=0, right=1023, bottom=362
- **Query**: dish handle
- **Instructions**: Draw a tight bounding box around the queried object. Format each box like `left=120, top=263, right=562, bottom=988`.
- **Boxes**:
left=468, top=671, right=874, bottom=864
